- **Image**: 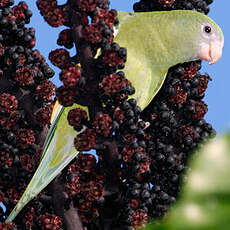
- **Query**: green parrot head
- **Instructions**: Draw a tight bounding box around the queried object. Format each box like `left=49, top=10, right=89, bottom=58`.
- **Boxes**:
left=189, top=10, right=224, bottom=64
left=166, top=10, right=224, bottom=65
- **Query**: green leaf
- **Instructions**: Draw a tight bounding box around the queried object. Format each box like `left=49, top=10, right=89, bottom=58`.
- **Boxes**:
left=143, top=133, right=230, bottom=230
left=6, top=103, right=88, bottom=222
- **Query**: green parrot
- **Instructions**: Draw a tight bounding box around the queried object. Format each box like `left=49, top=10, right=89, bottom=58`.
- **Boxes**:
left=116, top=10, right=224, bottom=108
left=6, top=10, right=224, bottom=222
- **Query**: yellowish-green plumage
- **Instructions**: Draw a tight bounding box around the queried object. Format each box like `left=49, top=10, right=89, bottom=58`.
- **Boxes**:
left=6, top=104, right=80, bottom=221
left=115, top=10, right=223, bottom=109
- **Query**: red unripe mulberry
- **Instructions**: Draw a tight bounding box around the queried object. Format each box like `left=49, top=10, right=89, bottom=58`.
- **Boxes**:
left=84, top=24, right=103, bottom=44
left=193, top=101, right=208, bottom=120
left=197, top=75, right=210, bottom=97
left=38, top=213, right=62, bottom=230
left=34, top=107, right=52, bottom=126
left=77, top=0, right=97, bottom=12
left=74, top=129, right=96, bottom=151
left=56, top=86, right=76, bottom=107
left=16, top=128, right=35, bottom=149
left=57, top=29, right=74, bottom=49
left=65, top=176, right=81, bottom=198
left=60, top=65, right=82, bottom=87
left=0, top=222, right=17, bottom=229
left=83, top=181, right=104, bottom=201
left=0, top=149, right=13, bottom=168
left=20, top=154, right=33, bottom=172
left=0, top=113, right=19, bottom=130
left=0, top=93, right=18, bottom=113
left=15, top=67, right=34, bottom=86
left=131, top=210, right=148, bottom=229
left=121, top=146, right=145, bottom=163
left=93, top=113, right=112, bottom=136
left=77, top=153, right=96, bottom=173
left=99, top=73, right=131, bottom=95
left=114, top=107, right=126, bottom=123
left=6, top=188, right=20, bottom=204
left=68, top=153, right=96, bottom=174
left=49, top=48, right=70, bottom=68
left=181, top=61, right=198, bottom=80
left=103, top=49, right=124, bottom=67
left=12, top=2, right=28, bottom=23
left=35, top=80, right=56, bottom=102
left=169, top=84, right=187, bottom=104
left=36, top=0, right=57, bottom=16
left=0, top=0, right=13, bottom=8
left=93, top=9, right=117, bottom=27
left=67, top=108, right=88, bottom=127
left=44, top=8, right=66, bottom=27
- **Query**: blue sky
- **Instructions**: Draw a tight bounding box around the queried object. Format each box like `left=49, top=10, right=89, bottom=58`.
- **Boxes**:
left=14, top=0, right=229, bottom=135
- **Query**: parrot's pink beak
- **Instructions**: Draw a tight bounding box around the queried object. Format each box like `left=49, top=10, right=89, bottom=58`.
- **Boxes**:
left=199, top=41, right=223, bottom=65
left=208, top=41, right=224, bottom=64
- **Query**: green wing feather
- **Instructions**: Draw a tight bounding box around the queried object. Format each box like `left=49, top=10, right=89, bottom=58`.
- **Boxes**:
left=6, top=103, right=89, bottom=222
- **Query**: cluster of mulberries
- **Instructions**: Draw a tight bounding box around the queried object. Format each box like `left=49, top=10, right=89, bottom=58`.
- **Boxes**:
left=65, top=153, right=104, bottom=224
left=36, top=0, right=66, bottom=27
left=134, top=0, right=213, bottom=15
left=0, top=1, right=58, bottom=228
left=134, top=0, right=215, bottom=222
left=140, top=61, right=215, bottom=219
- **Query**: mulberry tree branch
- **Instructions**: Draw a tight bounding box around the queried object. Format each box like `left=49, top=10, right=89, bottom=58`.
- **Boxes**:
left=49, top=175, right=83, bottom=230
left=69, top=5, right=120, bottom=193
left=47, top=3, right=120, bottom=229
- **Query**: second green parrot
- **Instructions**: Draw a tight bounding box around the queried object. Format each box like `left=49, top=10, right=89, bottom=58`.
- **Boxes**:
left=6, top=10, right=224, bottom=222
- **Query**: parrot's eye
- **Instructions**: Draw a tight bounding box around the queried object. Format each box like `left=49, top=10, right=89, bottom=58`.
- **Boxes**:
left=204, top=26, right=212, bottom=34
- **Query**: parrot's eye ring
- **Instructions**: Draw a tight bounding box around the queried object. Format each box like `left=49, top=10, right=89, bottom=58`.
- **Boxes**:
left=204, top=26, right=212, bottom=34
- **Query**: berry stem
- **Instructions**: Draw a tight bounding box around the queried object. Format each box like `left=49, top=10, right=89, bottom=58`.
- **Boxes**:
left=70, top=6, right=102, bottom=116
left=70, top=10, right=94, bottom=77
left=49, top=174, right=84, bottom=230
left=69, top=5, right=121, bottom=225
left=103, top=140, right=120, bottom=194
left=64, top=204, right=84, bottom=230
